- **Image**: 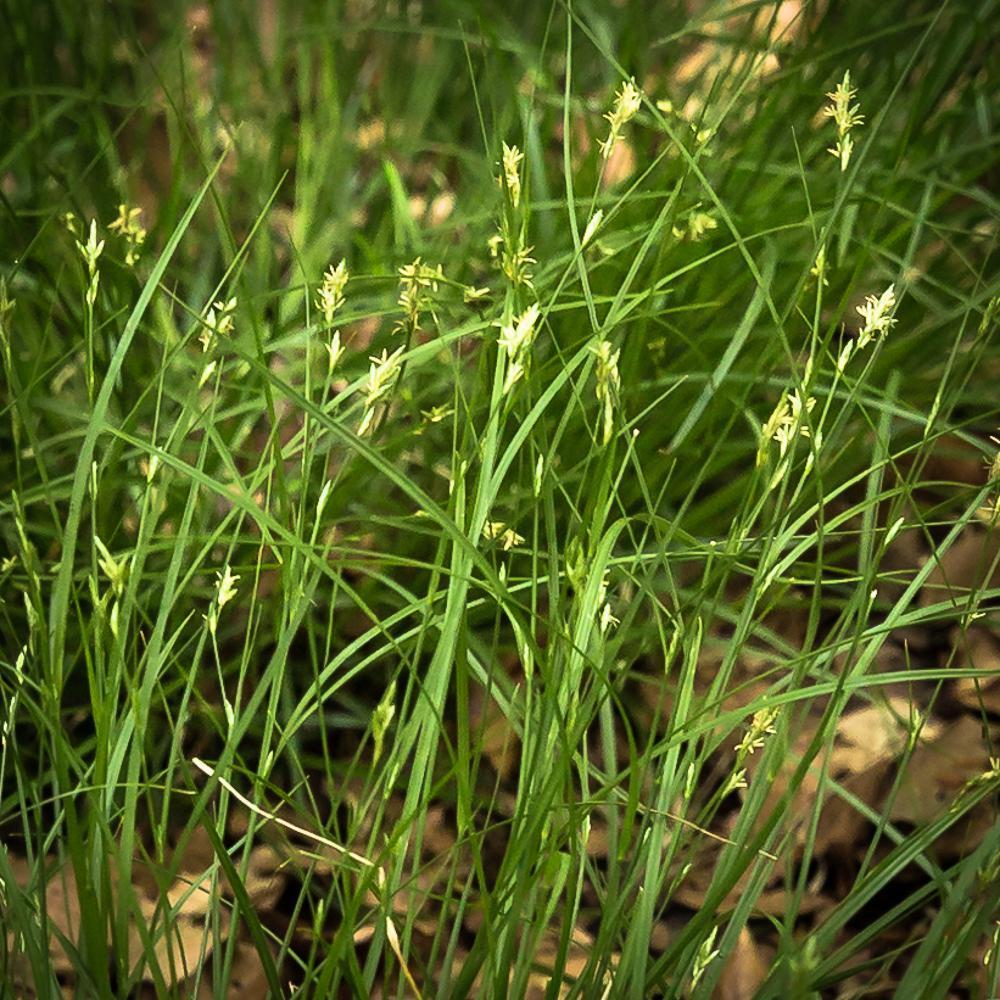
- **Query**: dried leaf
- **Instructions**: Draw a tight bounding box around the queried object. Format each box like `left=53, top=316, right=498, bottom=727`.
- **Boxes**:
left=953, top=626, right=1000, bottom=714
left=716, top=926, right=769, bottom=1000
left=891, top=715, right=996, bottom=857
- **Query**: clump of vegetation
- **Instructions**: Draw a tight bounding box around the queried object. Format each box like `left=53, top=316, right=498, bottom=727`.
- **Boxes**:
left=1, top=1, right=998, bottom=996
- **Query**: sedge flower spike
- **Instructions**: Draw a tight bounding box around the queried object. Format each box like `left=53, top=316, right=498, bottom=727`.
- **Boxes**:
left=822, top=70, right=864, bottom=171
left=327, top=329, right=345, bottom=376
left=397, top=257, right=444, bottom=333
left=76, top=220, right=105, bottom=306
left=498, top=303, right=540, bottom=395
left=691, top=928, right=720, bottom=989
left=672, top=209, right=717, bottom=242
left=592, top=339, right=621, bottom=445
left=206, top=564, right=239, bottom=637
left=838, top=283, right=897, bottom=371
left=599, top=78, right=643, bottom=160
left=735, top=707, right=779, bottom=757
left=108, top=203, right=146, bottom=265
left=371, top=681, right=397, bottom=765
left=855, top=284, right=897, bottom=347
left=317, top=260, right=349, bottom=327
left=358, top=346, right=404, bottom=436
left=482, top=521, right=524, bottom=551
left=757, top=389, right=816, bottom=466
left=500, top=142, right=523, bottom=208
left=599, top=602, right=620, bottom=634
left=199, top=297, right=237, bottom=353
left=810, top=246, right=829, bottom=287
left=582, top=210, right=603, bottom=247
left=94, top=536, right=128, bottom=598
left=500, top=241, right=536, bottom=290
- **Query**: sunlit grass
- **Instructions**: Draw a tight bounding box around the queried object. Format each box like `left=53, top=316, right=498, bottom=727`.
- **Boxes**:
left=1, top=1, right=998, bottom=997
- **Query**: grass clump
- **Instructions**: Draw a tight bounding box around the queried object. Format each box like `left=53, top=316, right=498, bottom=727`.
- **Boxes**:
left=1, top=1, right=998, bottom=997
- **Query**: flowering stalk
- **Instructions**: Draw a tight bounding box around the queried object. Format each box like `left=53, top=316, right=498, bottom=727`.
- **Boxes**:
left=810, top=246, right=829, bottom=287
left=482, top=520, right=524, bottom=551
left=499, top=142, right=523, bottom=208
left=734, top=706, right=779, bottom=759
left=358, top=346, right=404, bottom=436
left=822, top=70, right=864, bottom=171
left=199, top=297, right=237, bottom=354
left=497, top=303, right=540, bottom=396
left=317, top=260, right=349, bottom=328
left=108, top=203, right=146, bottom=266
left=582, top=210, right=603, bottom=248
left=397, top=257, right=444, bottom=336
left=672, top=209, right=716, bottom=242
left=315, top=261, right=349, bottom=378
left=757, top=389, right=816, bottom=467
left=599, top=78, right=642, bottom=160
left=76, top=219, right=105, bottom=402
left=592, top=339, right=621, bottom=445
left=837, top=284, right=897, bottom=372
left=206, top=564, right=239, bottom=638
left=303, top=260, right=350, bottom=538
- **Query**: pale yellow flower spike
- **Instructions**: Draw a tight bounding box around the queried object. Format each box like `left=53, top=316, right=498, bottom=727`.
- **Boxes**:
left=500, top=142, right=523, bottom=208
left=822, top=70, right=864, bottom=171
left=76, top=220, right=105, bottom=306
left=317, top=260, right=349, bottom=327
left=757, top=389, right=816, bottom=466
left=108, top=203, right=146, bottom=265
left=206, top=564, right=240, bottom=637
left=397, top=257, right=444, bottom=332
left=358, top=346, right=405, bottom=436
left=198, top=297, right=237, bottom=354
left=855, top=284, right=897, bottom=348
left=592, top=339, right=621, bottom=445
left=482, top=521, right=524, bottom=551
left=599, top=78, right=643, bottom=160
left=498, top=303, right=540, bottom=396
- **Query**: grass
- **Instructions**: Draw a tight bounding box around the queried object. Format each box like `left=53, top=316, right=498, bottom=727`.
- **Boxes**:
left=1, top=0, right=999, bottom=996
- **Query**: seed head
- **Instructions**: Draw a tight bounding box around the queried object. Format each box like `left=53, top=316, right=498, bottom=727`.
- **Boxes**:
left=463, top=285, right=490, bottom=304
left=216, top=564, right=240, bottom=609
left=691, top=927, right=720, bottom=989
left=599, top=602, right=620, bottom=634
left=372, top=681, right=397, bottom=765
